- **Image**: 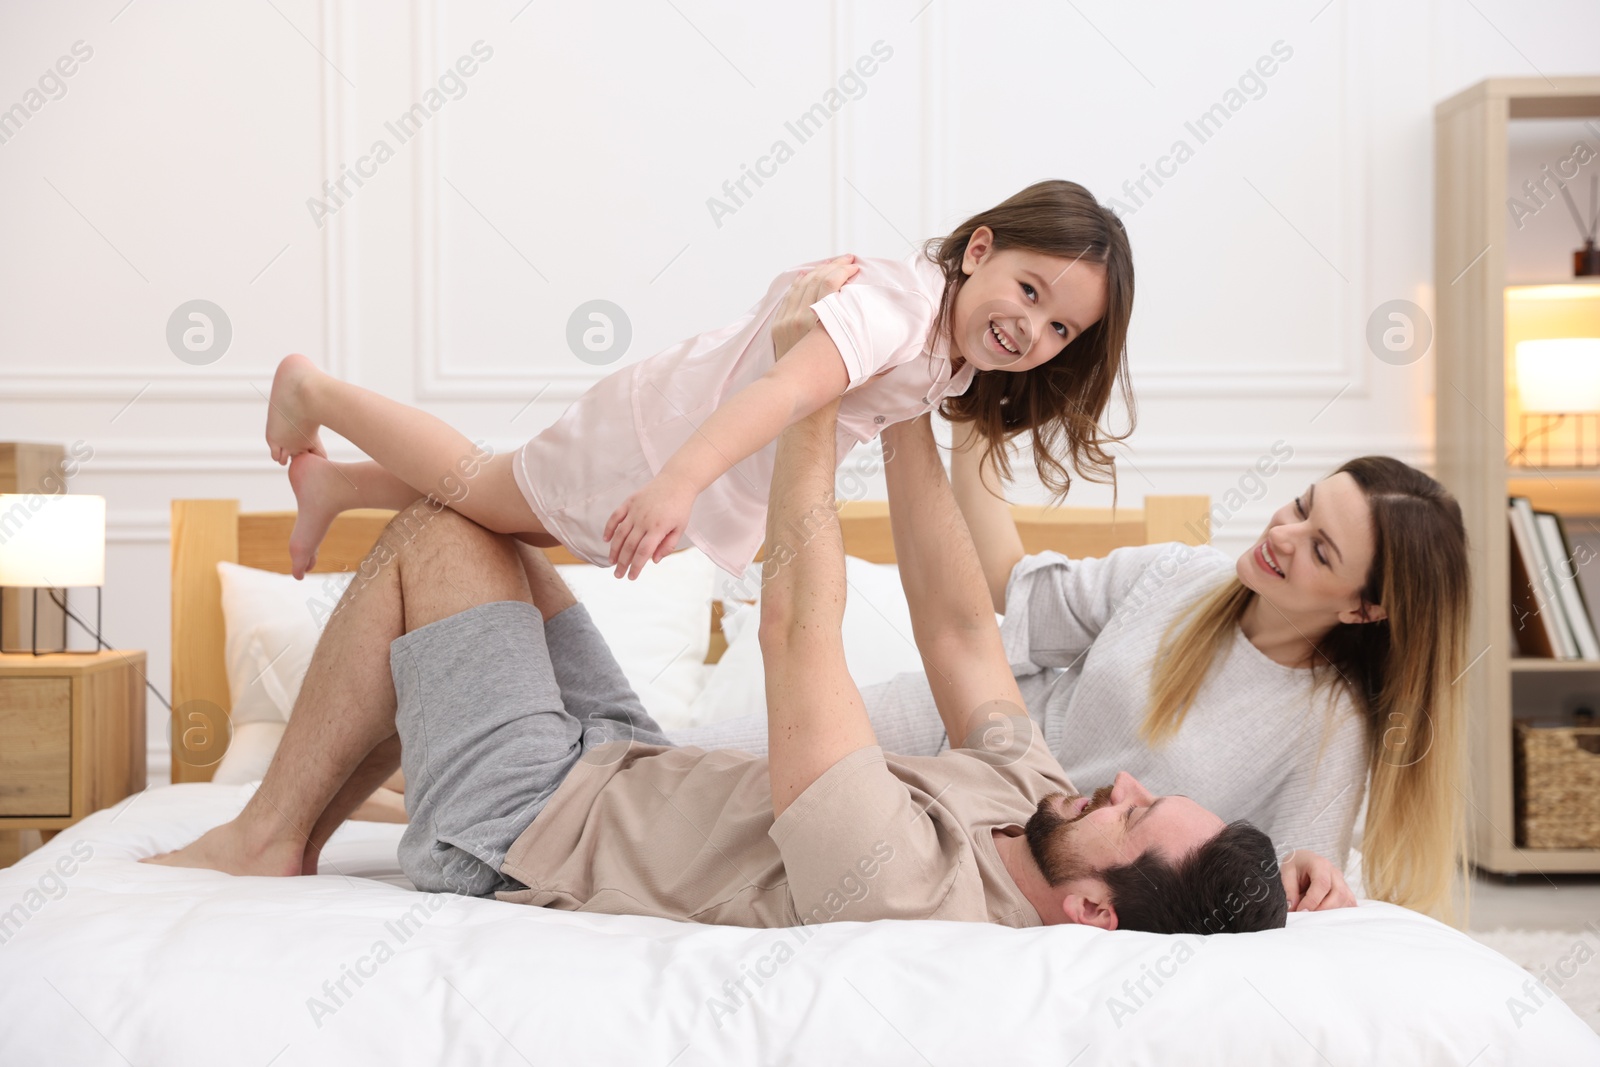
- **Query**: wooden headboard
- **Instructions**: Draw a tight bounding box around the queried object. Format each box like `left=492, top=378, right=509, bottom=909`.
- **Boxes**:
left=169, top=496, right=1209, bottom=783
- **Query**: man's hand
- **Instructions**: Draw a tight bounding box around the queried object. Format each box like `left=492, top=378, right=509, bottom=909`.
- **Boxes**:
left=604, top=472, right=696, bottom=580
left=771, top=255, right=858, bottom=359
left=1280, top=849, right=1357, bottom=912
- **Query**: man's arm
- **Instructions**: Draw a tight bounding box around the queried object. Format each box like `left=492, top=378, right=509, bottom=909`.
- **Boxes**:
left=949, top=420, right=1026, bottom=614
left=760, top=399, right=878, bottom=819
left=881, top=414, right=1029, bottom=748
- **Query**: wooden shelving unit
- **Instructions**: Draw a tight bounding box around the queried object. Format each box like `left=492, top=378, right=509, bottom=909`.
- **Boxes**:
left=1435, top=77, right=1600, bottom=875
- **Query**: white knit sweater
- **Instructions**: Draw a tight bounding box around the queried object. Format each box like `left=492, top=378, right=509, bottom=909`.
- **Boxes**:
left=671, top=542, right=1370, bottom=868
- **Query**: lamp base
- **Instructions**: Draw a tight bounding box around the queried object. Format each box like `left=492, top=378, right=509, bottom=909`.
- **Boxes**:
left=0, top=587, right=103, bottom=656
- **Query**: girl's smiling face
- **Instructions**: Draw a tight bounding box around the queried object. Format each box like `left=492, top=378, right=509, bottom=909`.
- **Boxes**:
left=951, top=225, right=1109, bottom=373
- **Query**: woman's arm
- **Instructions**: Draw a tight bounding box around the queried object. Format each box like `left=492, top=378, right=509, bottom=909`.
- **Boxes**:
left=604, top=258, right=860, bottom=579
left=1262, top=700, right=1367, bottom=881
left=949, top=420, right=1025, bottom=613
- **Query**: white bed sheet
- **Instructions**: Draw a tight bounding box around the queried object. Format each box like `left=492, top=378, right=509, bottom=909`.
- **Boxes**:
left=1, top=784, right=1595, bottom=1067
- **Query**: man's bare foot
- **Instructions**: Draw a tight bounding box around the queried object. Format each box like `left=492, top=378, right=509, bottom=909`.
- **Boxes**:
left=141, top=820, right=304, bottom=877
left=287, top=453, right=359, bottom=579
left=266, top=353, right=328, bottom=466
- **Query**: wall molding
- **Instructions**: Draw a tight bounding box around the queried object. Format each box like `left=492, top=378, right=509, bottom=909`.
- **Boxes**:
left=410, top=0, right=569, bottom=402
left=1, top=0, right=354, bottom=402
left=71, top=433, right=1428, bottom=471
left=0, top=373, right=271, bottom=401
left=106, top=511, right=173, bottom=544
left=75, top=434, right=1431, bottom=551
left=79, top=438, right=535, bottom=473
left=406, top=1, right=1371, bottom=403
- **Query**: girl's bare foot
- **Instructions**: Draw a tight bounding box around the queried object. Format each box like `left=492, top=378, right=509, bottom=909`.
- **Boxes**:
left=266, top=353, right=328, bottom=465
left=141, top=821, right=304, bottom=877
left=287, top=453, right=360, bottom=579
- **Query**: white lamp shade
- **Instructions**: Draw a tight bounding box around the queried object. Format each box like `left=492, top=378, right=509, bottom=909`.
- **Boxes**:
left=0, top=495, right=106, bottom=587
left=1515, top=338, right=1600, bottom=414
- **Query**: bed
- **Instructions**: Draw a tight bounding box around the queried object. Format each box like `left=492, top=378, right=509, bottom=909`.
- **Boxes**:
left=1, top=496, right=1595, bottom=1065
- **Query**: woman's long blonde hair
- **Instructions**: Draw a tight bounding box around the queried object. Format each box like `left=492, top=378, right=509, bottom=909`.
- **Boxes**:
left=1141, top=457, right=1470, bottom=919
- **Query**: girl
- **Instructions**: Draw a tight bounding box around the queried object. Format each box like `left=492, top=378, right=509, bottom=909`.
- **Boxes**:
left=677, top=427, right=1471, bottom=917
left=266, top=180, right=1134, bottom=580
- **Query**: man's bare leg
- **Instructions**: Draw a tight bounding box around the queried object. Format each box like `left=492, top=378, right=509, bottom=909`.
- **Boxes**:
left=293, top=507, right=538, bottom=869
left=300, top=544, right=561, bottom=869
left=348, top=781, right=408, bottom=827
left=512, top=540, right=579, bottom=622
left=349, top=767, right=408, bottom=824
left=145, top=502, right=536, bottom=875
left=143, top=511, right=413, bottom=875
left=302, top=733, right=404, bottom=874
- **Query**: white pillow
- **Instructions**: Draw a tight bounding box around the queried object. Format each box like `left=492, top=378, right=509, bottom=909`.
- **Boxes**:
left=212, top=721, right=287, bottom=785
left=217, top=562, right=353, bottom=726
left=684, top=556, right=927, bottom=727
left=212, top=551, right=716, bottom=782
left=554, top=551, right=714, bottom=727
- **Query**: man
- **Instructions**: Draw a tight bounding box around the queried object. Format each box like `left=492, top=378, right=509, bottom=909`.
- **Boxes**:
left=149, top=396, right=1286, bottom=936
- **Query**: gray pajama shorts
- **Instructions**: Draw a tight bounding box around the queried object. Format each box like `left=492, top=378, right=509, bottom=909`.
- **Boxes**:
left=390, top=599, right=675, bottom=897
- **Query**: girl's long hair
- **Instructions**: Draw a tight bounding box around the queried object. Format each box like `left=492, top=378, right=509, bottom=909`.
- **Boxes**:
left=925, top=180, right=1134, bottom=497
left=1140, top=457, right=1470, bottom=919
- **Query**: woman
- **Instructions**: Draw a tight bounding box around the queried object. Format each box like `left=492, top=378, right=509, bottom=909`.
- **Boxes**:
left=670, top=275, right=1472, bottom=922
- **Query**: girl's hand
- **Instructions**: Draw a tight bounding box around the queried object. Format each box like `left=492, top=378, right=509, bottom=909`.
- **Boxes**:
left=1279, top=849, right=1357, bottom=912
left=771, top=255, right=859, bottom=359
left=604, top=473, right=697, bottom=580
left=601, top=256, right=858, bottom=580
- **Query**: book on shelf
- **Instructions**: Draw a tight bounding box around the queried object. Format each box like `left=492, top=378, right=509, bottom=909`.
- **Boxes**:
left=1510, top=500, right=1561, bottom=657
left=1508, top=496, right=1600, bottom=661
left=1572, top=518, right=1600, bottom=636
left=1536, top=512, right=1600, bottom=661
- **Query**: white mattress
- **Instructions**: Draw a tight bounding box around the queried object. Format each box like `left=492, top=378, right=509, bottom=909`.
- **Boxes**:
left=1, top=783, right=1596, bottom=1066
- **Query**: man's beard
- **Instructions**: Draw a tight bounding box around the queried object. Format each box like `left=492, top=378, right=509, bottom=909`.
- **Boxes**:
left=1024, top=785, right=1115, bottom=886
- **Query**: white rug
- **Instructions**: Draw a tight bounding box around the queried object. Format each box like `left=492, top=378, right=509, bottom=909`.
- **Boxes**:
left=1470, top=926, right=1600, bottom=1034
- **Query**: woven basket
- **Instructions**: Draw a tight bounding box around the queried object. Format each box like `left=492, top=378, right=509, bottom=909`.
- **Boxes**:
left=1514, top=722, right=1600, bottom=848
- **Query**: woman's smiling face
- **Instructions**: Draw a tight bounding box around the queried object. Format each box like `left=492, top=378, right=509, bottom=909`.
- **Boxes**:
left=950, top=225, right=1108, bottom=373
left=1236, top=472, right=1386, bottom=627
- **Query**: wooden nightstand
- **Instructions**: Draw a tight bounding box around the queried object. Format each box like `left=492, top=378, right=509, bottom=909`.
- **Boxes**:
left=0, top=651, right=147, bottom=866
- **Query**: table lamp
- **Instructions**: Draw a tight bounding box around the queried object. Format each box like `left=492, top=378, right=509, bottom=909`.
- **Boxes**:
left=1515, top=337, right=1600, bottom=468
left=0, top=494, right=106, bottom=655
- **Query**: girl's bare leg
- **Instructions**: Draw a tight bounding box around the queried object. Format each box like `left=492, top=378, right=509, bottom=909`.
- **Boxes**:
left=266, top=354, right=545, bottom=538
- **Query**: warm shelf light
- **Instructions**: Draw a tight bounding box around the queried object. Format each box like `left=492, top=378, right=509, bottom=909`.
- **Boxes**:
left=1505, top=283, right=1600, bottom=302
left=1515, top=338, right=1600, bottom=414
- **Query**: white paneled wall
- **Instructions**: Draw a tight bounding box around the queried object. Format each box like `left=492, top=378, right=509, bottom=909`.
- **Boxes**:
left=2, top=0, right=1597, bottom=782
